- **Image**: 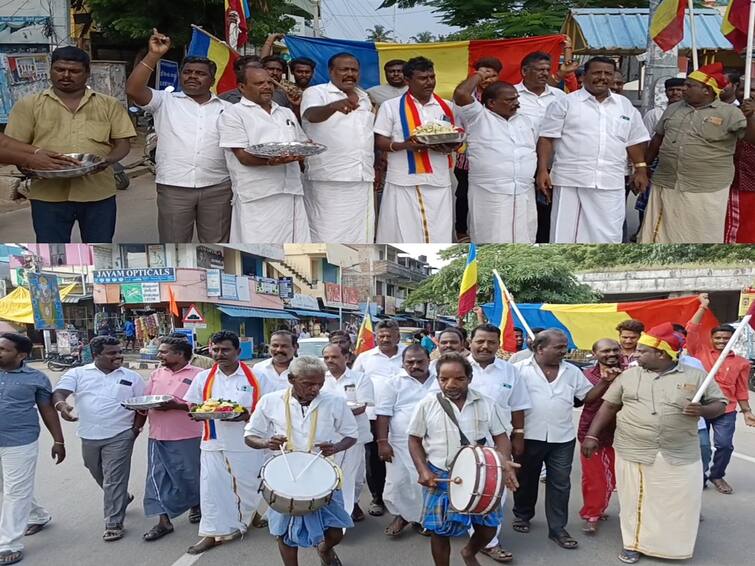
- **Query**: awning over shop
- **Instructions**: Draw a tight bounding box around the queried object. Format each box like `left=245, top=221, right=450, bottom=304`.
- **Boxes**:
left=62, top=294, right=93, bottom=304
left=0, top=284, right=77, bottom=324
left=286, top=308, right=340, bottom=320
left=217, top=305, right=298, bottom=320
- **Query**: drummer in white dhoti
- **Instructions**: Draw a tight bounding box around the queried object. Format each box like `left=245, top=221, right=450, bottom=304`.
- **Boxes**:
left=253, top=330, right=298, bottom=393
left=374, top=56, right=459, bottom=243
left=183, top=331, right=267, bottom=554
left=301, top=53, right=375, bottom=243
left=375, top=345, right=436, bottom=537
left=218, top=67, right=311, bottom=244
left=407, top=353, right=520, bottom=566
left=245, top=356, right=358, bottom=566
left=322, top=344, right=375, bottom=522
left=453, top=70, right=539, bottom=244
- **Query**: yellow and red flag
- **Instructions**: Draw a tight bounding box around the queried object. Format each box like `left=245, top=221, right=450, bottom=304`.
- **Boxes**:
left=722, top=0, right=752, bottom=51
left=650, top=0, right=687, bottom=52
left=355, top=307, right=375, bottom=355
left=225, top=0, right=250, bottom=49
left=489, top=271, right=518, bottom=353
left=458, top=243, right=478, bottom=318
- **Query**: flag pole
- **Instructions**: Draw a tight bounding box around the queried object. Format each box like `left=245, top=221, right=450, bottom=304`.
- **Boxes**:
left=190, top=24, right=241, bottom=55
left=744, top=0, right=755, bottom=96
left=687, top=0, right=699, bottom=70
left=492, top=269, right=534, bottom=340
left=691, top=314, right=751, bottom=403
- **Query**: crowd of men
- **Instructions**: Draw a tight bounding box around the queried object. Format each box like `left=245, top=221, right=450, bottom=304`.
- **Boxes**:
left=5, top=31, right=754, bottom=245
left=1, top=293, right=753, bottom=565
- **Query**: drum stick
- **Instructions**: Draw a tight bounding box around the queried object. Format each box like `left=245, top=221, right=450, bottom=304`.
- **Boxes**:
left=279, top=445, right=295, bottom=481
left=294, top=450, right=323, bottom=481
left=434, top=477, right=463, bottom=484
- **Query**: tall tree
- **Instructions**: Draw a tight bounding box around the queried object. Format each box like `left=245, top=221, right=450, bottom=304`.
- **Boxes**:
left=410, top=31, right=435, bottom=43
left=365, top=24, right=395, bottom=42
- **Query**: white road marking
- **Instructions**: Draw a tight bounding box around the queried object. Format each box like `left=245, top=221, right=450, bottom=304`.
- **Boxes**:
left=169, top=553, right=203, bottom=566
left=732, top=451, right=755, bottom=464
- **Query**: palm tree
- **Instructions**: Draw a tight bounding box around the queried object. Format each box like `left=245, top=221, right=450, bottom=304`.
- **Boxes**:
left=410, top=31, right=435, bottom=43
left=365, top=24, right=395, bottom=42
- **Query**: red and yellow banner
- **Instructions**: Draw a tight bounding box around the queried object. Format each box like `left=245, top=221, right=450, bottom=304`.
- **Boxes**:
left=650, top=0, right=687, bottom=52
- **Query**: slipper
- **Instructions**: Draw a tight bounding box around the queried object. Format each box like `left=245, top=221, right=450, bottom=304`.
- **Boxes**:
left=351, top=504, right=365, bottom=523
left=103, top=527, right=124, bottom=542
left=711, top=479, right=733, bottom=494
left=384, top=517, right=409, bottom=537
left=618, top=549, right=641, bottom=564
left=582, top=520, right=598, bottom=534
left=368, top=500, right=385, bottom=517
left=143, top=523, right=174, bottom=541
left=549, top=530, right=578, bottom=549
left=24, top=518, right=51, bottom=536
left=318, top=546, right=343, bottom=566
left=252, top=513, right=268, bottom=528
left=0, top=551, right=23, bottom=565
left=188, top=509, right=202, bottom=524
left=511, top=518, right=530, bottom=533
left=187, top=537, right=219, bottom=555
left=480, top=546, right=514, bottom=563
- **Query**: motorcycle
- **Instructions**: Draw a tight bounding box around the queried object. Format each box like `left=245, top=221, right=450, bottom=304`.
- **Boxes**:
left=47, top=345, right=83, bottom=372
left=114, top=106, right=157, bottom=190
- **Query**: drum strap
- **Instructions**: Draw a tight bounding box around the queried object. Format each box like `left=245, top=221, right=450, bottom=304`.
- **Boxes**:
left=284, top=387, right=319, bottom=451
left=436, top=393, right=471, bottom=446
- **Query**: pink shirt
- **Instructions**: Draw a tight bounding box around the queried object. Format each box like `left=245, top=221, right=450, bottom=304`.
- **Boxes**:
left=144, top=364, right=203, bottom=440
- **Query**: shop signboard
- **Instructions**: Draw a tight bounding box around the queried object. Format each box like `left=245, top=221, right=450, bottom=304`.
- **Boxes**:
left=236, top=276, right=251, bottom=303
left=141, top=282, right=161, bottom=303
left=94, top=267, right=176, bottom=284
left=278, top=277, right=294, bottom=299
left=206, top=268, right=222, bottom=297
left=255, top=276, right=279, bottom=295
left=324, top=283, right=360, bottom=309
left=121, top=282, right=161, bottom=304
left=28, top=272, right=64, bottom=330
left=739, top=287, right=755, bottom=317
left=156, top=59, right=179, bottom=91
left=221, top=273, right=238, bottom=300
left=197, top=246, right=224, bottom=269
left=288, top=293, right=320, bottom=310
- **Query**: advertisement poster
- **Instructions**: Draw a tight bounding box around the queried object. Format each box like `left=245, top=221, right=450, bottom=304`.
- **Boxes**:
left=255, top=276, right=279, bottom=295
left=121, top=283, right=143, bottom=303
left=28, top=272, right=64, bottom=330
left=206, top=268, right=222, bottom=297
left=141, top=282, right=161, bottom=303
left=278, top=277, right=294, bottom=299
left=236, top=275, right=251, bottom=303
left=222, top=273, right=238, bottom=300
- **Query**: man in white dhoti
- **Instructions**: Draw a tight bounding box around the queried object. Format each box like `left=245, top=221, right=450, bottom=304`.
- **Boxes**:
left=301, top=53, right=375, bottom=243
left=582, top=323, right=727, bottom=564
left=245, top=356, right=358, bottom=566
left=453, top=70, right=538, bottom=243
left=374, top=56, right=458, bottom=243
left=253, top=330, right=298, bottom=393
left=322, top=344, right=374, bottom=521
left=183, top=331, right=266, bottom=554
left=218, top=67, right=311, bottom=243
left=375, top=345, right=436, bottom=537
left=537, top=57, right=650, bottom=244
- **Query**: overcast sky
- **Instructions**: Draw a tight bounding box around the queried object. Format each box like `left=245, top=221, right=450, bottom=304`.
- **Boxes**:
left=321, top=0, right=458, bottom=42
left=397, top=244, right=452, bottom=269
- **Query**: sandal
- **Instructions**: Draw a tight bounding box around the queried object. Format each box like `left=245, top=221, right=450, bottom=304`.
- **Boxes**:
left=384, top=516, right=409, bottom=537
left=143, top=523, right=174, bottom=541
left=188, top=508, right=202, bottom=524
left=24, top=518, right=51, bottom=536
left=582, top=519, right=598, bottom=534
left=251, top=512, right=268, bottom=528
left=711, top=479, right=733, bottom=494
left=549, top=530, right=578, bottom=549
left=480, top=546, right=514, bottom=563
left=0, top=551, right=23, bottom=565
left=187, top=537, right=219, bottom=555
left=618, top=549, right=641, bottom=564
left=318, top=546, right=343, bottom=566
left=511, top=518, right=530, bottom=533
left=351, top=504, right=365, bottom=523
left=368, top=499, right=385, bottom=517
left=103, top=527, right=124, bottom=542
left=411, top=522, right=431, bottom=537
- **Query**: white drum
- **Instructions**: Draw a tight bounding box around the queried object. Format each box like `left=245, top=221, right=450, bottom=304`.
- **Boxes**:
left=259, top=451, right=340, bottom=516
left=448, top=445, right=504, bottom=515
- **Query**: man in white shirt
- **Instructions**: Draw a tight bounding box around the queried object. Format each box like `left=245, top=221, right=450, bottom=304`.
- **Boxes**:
left=511, top=329, right=602, bottom=550
left=643, top=78, right=686, bottom=135
left=429, top=327, right=468, bottom=367
left=126, top=29, right=232, bottom=243
left=454, top=70, right=538, bottom=243
left=537, top=57, right=650, bottom=244
left=375, top=345, right=436, bottom=537
left=352, top=319, right=405, bottom=516
left=245, top=356, right=357, bottom=566
left=253, top=330, right=298, bottom=394
left=218, top=67, right=310, bottom=243
left=183, top=331, right=266, bottom=554
left=52, top=337, right=146, bottom=542
left=374, top=56, right=458, bottom=243
left=408, top=353, right=520, bottom=566
left=301, top=53, right=375, bottom=242
left=367, top=59, right=408, bottom=107
left=322, top=344, right=375, bottom=521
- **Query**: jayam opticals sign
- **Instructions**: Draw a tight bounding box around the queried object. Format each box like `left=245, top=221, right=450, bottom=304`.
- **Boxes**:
left=93, top=268, right=176, bottom=284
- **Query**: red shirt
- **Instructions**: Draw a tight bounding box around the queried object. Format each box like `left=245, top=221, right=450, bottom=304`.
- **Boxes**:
left=577, top=364, right=617, bottom=447
left=685, top=321, right=750, bottom=413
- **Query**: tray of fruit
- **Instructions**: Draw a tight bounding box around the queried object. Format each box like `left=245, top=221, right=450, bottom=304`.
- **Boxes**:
left=413, top=122, right=466, bottom=144
left=190, top=399, right=245, bottom=420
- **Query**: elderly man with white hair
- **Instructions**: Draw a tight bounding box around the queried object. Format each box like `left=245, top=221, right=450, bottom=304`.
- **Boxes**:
left=245, top=356, right=358, bottom=566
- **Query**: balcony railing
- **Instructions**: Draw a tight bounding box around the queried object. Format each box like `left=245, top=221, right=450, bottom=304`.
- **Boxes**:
left=372, top=260, right=428, bottom=283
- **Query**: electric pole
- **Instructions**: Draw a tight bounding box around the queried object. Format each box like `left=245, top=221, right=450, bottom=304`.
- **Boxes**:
left=642, top=0, right=680, bottom=115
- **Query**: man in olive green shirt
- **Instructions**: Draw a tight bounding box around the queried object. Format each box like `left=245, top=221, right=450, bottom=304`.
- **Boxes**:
left=6, top=46, right=135, bottom=243
left=640, top=63, right=755, bottom=244
left=582, top=323, right=726, bottom=564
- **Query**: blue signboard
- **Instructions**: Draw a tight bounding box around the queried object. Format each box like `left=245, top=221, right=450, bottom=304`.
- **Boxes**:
left=156, top=60, right=180, bottom=91
left=28, top=272, right=64, bottom=330
left=172, top=328, right=195, bottom=351
left=94, top=267, right=176, bottom=284
left=221, top=273, right=238, bottom=301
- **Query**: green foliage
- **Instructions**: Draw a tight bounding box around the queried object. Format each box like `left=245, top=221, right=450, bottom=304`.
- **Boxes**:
left=411, top=31, right=436, bottom=43
left=366, top=25, right=395, bottom=42
left=248, top=4, right=297, bottom=47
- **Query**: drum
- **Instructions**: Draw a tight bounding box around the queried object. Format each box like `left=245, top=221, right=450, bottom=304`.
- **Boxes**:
left=448, top=445, right=504, bottom=515
left=259, top=451, right=340, bottom=516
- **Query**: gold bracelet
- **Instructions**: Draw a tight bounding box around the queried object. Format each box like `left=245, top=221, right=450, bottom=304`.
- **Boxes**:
left=140, top=60, right=155, bottom=72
